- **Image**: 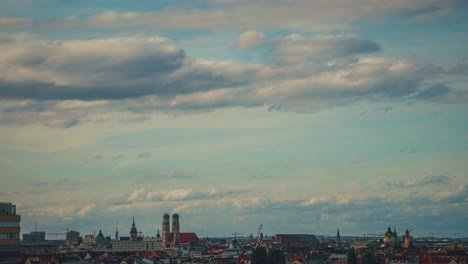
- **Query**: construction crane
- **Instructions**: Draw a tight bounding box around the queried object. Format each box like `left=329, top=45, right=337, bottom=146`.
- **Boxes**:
left=46, top=232, right=67, bottom=236
left=256, top=224, right=263, bottom=239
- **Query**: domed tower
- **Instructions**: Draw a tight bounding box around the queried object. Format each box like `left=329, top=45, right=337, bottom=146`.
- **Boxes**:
left=162, top=213, right=170, bottom=247
left=389, top=227, right=401, bottom=248
left=384, top=226, right=392, bottom=245
left=172, top=213, right=180, bottom=246
left=130, top=217, right=138, bottom=242
left=403, top=229, right=413, bottom=249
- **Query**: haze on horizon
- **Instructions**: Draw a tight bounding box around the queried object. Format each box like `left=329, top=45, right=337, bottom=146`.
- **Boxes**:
left=0, top=0, right=467, bottom=239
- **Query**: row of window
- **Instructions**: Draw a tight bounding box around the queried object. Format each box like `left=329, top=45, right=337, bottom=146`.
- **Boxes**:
left=0, top=221, right=20, bottom=227
left=0, top=245, right=19, bottom=251
left=0, top=233, right=19, bottom=239
left=0, top=257, right=20, bottom=264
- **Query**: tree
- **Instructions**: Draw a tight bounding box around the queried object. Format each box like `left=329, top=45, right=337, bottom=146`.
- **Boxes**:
left=251, top=247, right=286, bottom=264
left=268, top=248, right=286, bottom=264
left=251, top=247, right=268, bottom=264
left=347, top=247, right=358, bottom=264
left=362, top=251, right=377, bottom=264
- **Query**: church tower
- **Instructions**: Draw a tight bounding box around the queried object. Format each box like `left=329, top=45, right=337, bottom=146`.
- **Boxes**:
left=172, top=213, right=180, bottom=246
left=130, top=217, right=138, bottom=241
left=336, top=228, right=341, bottom=248
left=162, top=213, right=170, bottom=247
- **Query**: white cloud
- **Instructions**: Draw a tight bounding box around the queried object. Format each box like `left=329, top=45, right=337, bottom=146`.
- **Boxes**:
left=75, top=203, right=96, bottom=217
left=237, top=30, right=265, bottom=49
left=432, top=184, right=466, bottom=202
left=273, top=34, right=380, bottom=63
left=128, top=188, right=146, bottom=201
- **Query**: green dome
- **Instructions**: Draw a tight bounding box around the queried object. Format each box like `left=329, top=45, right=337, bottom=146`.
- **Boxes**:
left=172, top=213, right=179, bottom=218
left=96, top=230, right=107, bottom=245
left=163, top=213, right=170, bottom=218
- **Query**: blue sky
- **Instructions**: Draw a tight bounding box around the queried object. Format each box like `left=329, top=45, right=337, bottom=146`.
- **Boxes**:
left=0, top=0, right=467, bottom=239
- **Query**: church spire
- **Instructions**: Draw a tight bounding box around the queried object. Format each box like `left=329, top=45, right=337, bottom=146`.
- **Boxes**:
left=115, top=220, right=119, bottom=240
left=130, top=216, right=138, bottom=241
left=336, top=228, right=341, bottom=248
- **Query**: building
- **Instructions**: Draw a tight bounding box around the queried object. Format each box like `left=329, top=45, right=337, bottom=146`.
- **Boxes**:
left=20, top=242, right=59, bottom=256
left=0, top=202, right=21, bottom=264
left=111, top=217, right=163, bottom=252
left=22, top=231, right=45, bottom=243
left=161, top=213, right=198, bottom=248
left=130, top=217, right=138, bottom=242
left=336, top=228, right=341, bottom=248
left=95, top=230, right=108, bottom=245
left=112, top=236, right=162, bottom=252
left=383, top=226, right=402, bottom=248
left=162, top=213, right=170, bottom=248
left=403, top=229, right=413, bottom=249
left=66, top=230, right=80, bottom=245
left=172, top=213, right=180, bottom=246
left=275, top=234, right=319, bottom=248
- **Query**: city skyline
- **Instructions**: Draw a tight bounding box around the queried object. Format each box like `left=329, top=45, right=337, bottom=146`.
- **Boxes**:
left=1, top=1, right=467, bottom=239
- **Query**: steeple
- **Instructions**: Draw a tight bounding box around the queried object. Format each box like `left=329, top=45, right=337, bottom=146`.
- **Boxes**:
left=130, top=216, right=138, bottom=241
left=336, top=228, right=341, bottom=248
left=115, top=220, right=119, bottom=240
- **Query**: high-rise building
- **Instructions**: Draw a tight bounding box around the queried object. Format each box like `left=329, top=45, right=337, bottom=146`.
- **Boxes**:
left=66, top=230, right=80, bottom=246
left=0, top=202, right=21, bottom=264
left=162, top=213, right=170, bottom=248
left=172, top=213, right=180, bottom=246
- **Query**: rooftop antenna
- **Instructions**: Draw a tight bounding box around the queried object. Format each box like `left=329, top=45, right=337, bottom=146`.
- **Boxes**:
left=35, top=219, right=37, bottom=232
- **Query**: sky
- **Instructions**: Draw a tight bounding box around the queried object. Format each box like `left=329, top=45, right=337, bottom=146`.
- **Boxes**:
left=0, top=0, right=467, bottom=240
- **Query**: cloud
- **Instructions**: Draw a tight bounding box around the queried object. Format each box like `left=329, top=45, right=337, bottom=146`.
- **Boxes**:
left=27, top=203, right=97, bottom=218
left=432, top=184, right=466, bottom=203
left=21, top=181, right=468, bottom=235
left=75, top=203, right=96, bottom=217
left=146, top=188, right=244, bottom=201
left=416, top=84, right=450, bottom=100
left=237, top=30, right=265, bottom=49
left=128, top=188, right=146, bottom=201
left=119, top=116, right=151, bottom=123
left=393, top=175, right=454, bottom=188
left=137, top=152, right=151, bottom=158
left=415, top=84, right=468, bottom=103
left=273, top=34, right=381, bottom=64
left=0, top=35, right=264, bottom=102
left=44, top=118, right=79, bottom=128
left=0, top=32, right=467, bottom=125
left=165, top=170, right=197, bottom=179
left=0, top=1, right=464, bottom=32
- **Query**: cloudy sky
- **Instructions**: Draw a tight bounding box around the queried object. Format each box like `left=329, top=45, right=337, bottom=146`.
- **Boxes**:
left=1, top=0, right=467, bottom=239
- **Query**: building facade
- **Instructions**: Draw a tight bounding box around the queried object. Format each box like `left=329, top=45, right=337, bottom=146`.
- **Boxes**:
left=112, top=237, right=162, bottom=252
left=0, top=202, right=21, bottom=264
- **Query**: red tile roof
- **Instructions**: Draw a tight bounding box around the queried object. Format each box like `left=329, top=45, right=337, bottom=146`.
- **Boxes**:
left=168, top=232, right=199, bottom=244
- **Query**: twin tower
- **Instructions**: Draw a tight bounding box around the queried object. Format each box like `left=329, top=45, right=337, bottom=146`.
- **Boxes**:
left=162, top=213, right=180, bottom=248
